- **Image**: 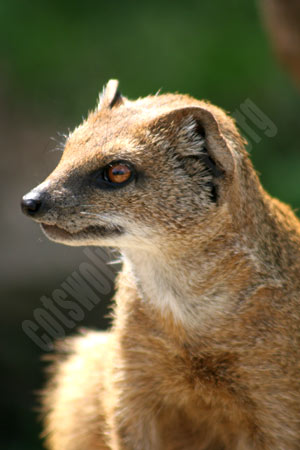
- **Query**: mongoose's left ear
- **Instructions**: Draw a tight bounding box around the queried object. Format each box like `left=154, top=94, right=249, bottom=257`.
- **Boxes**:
left=98, top=79, right=124, bottom=110
left=183, top=106, right=236, bottom=178
left=152, top=105, right=237, bottom=182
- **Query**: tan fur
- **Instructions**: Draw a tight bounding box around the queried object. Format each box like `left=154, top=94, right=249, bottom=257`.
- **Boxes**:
left=23, top=80, right=300, bottom=449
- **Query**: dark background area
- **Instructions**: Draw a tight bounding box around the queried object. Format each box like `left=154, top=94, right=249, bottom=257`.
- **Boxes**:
left=1, top=1, right=299, bottom=448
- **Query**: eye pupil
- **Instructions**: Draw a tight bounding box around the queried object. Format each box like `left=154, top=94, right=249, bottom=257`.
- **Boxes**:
left=107, top=164, right=131, bottom=183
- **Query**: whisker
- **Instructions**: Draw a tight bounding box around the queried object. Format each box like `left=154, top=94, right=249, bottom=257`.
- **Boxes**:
left=107, top=259, right=122, bottom=265
left=49, top=132, right=68, bottom=153
left=80, top=212, right=102, bottom=217
left=48, top=147, right=64, bottom=153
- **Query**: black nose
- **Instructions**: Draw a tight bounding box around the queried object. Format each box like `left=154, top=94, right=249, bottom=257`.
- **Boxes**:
left=21, top=194, right=42, bottom=217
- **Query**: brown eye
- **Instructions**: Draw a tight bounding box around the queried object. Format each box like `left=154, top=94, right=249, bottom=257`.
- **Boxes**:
left=106, top=163, right=132, bottom=184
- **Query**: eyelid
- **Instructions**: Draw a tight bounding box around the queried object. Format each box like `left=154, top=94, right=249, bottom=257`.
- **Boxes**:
left=105, top=160, right=133, bottom=178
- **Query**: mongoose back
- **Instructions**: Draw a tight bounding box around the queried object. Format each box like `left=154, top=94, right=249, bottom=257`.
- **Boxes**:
left=21, top=80, right=300, bottom=449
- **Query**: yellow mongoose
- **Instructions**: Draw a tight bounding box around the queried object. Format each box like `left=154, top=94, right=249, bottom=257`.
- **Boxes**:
left=21, top=80, right=300, bottom=449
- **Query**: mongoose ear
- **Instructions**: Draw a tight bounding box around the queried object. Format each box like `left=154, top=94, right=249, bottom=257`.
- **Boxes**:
left=152, top=106, right=236, bottom=182
left=98, top=79, right=124, bottom=110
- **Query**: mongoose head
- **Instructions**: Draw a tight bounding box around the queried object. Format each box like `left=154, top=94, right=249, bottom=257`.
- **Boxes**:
left=21, top=80, right=248, bottom=251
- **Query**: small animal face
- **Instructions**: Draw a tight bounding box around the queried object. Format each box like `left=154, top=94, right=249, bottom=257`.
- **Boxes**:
left=21, top=80, right=240, bottom=250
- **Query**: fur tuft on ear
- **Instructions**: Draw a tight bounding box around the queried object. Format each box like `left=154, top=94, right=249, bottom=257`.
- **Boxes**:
left=98, top=79, right=124, bottom=110
left=175, top=115, right=206, bottom=157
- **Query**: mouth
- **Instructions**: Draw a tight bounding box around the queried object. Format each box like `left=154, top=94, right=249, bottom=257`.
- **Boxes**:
left=41, top=223, right=124, bottom=242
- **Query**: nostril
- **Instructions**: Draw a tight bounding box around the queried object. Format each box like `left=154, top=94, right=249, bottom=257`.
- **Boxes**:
left=21, top=197, right=42, bottom=216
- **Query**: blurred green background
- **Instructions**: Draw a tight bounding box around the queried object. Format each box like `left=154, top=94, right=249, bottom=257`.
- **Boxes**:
left=0, top=0, right=299, bottom=448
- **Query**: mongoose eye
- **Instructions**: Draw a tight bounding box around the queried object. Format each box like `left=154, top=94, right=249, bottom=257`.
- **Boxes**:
left=103, top=161, right=134, bottom=186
